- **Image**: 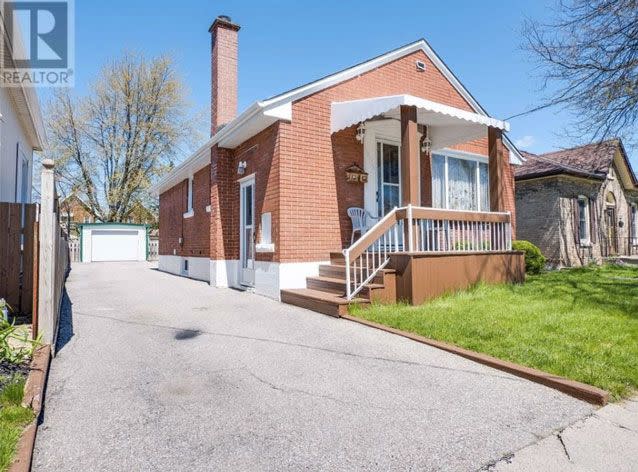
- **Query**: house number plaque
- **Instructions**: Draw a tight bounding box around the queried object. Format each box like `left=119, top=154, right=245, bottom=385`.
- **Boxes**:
left=345, top=163, right=368, bottom=184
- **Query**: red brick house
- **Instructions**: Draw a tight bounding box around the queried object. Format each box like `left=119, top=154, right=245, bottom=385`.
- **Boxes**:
left=153, top=15, right=525, bottom=314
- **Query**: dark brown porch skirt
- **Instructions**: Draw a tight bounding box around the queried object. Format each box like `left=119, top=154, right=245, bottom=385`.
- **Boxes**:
left=389, top=251, right=525, bottom=305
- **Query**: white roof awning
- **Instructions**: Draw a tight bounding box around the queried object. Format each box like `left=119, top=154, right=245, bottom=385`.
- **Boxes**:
left=331, top=94, right=510, bottom=151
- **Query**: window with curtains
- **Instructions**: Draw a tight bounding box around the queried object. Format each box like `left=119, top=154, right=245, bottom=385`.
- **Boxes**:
left=431, top=152, right=490, bottom=211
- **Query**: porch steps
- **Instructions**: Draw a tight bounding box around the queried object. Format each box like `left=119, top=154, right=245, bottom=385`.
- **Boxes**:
left=280, top=288, right=368, bottom=317
left=280, top=252, right=396, bottom=317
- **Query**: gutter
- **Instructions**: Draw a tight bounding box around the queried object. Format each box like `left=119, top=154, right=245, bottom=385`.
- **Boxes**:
left=150, top=100, right=278, bottom=196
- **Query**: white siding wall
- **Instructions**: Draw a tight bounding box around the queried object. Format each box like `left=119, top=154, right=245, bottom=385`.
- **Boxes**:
left=0, top=87, right=34, bottom=203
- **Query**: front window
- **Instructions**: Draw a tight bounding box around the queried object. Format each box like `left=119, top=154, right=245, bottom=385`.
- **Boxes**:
left=578, top=196, right=590, bottom=243
left=431, top=152, right=490, bottom=211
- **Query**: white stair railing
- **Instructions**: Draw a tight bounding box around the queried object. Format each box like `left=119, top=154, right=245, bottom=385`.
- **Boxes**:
left=343, top=205, right=512, bottom=300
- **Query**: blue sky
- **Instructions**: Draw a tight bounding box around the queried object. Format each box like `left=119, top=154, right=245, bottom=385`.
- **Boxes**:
left=45, top=0, right=636, bottom=168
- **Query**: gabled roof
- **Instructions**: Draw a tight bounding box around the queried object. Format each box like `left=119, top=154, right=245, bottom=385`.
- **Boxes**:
left=153, top=39, right=523, bottom=195
left=515, top=139, right=638, bottom=189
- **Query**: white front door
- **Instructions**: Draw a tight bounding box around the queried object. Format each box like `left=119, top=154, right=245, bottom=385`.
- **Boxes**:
left=239, top=178, right=255, bottom=286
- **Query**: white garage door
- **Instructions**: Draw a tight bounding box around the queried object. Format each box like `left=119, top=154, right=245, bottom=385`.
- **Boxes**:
left=91, top=230, right=140, bottom=262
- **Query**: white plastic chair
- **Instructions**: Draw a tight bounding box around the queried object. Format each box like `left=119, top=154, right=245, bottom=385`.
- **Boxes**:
left=347, top=207, right=377, bottom=245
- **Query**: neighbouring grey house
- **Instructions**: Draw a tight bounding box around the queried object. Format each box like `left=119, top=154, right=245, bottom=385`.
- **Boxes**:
left=515, top=139, right=638, bottom=267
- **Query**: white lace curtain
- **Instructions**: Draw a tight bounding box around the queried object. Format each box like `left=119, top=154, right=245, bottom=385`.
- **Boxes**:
left=431, top=154, right=489, bottom=211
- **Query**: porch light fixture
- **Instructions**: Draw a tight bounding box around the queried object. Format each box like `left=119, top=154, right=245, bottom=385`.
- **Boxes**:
left=237, top=160, right=247, bottom=175
left=420, top=126, right=432, bottom=154
left=356, top=122, right=366, bottom=143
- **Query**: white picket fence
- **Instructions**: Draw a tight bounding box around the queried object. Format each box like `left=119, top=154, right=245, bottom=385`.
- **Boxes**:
left=148, top=239, right=159, bottom=261
left=68, top=239, right=80, bottom=262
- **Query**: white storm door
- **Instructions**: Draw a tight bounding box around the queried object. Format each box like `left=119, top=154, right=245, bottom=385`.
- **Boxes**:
left=377, top=141, right=401, bottom=216
left=239, top=178, right=255, bottom=286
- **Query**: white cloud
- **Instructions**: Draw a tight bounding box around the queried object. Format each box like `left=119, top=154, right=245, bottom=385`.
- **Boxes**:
left=514, top=135, right=535, bottom=149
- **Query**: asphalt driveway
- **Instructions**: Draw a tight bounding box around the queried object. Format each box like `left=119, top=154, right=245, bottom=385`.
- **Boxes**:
left=33, top=262, right=593, bottom=471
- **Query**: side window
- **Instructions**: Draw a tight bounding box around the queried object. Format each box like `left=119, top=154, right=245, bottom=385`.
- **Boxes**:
left=187, top=176, right=193, bottom=212
left=577, top=196, right=590, bottom=243
left=631, top=204, right=638, bottom=245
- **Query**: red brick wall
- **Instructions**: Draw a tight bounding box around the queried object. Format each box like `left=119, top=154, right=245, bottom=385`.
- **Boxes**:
left=159, top=180, right=186, bottom=256
left=277, top=49, right=516, bottom=262
left=159, top=165, right=211, bottom=257
left=211, top=21, right=239, bottom=133
left=163, top=47, right=517, bottom=264
left=210, top=123, right=281, bottom=262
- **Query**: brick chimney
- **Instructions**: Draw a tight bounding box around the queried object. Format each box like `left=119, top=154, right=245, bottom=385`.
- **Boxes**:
left=209, top=15, right=240, bottom=135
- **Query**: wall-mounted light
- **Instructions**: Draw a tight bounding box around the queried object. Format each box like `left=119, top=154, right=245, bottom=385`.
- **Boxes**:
left=355, top=122, right=366, bottom=143
left=420, top=126, right=432, bottom=154
left=237, top=160, right=247, bottom=175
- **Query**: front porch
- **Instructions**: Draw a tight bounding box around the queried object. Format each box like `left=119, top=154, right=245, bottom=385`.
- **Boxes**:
left=282, top=205, right=524, bottom=316
left=281, top=94, right=524, bottom=315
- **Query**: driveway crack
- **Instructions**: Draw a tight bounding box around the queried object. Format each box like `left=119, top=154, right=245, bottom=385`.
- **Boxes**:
left=556, top=431, right=571, bottom=461
left=73, top=311, right=523, bottom=382
left=244, top=369, right=351, bottom=407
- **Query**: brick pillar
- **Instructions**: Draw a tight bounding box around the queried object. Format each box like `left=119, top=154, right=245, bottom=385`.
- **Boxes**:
left=488, top=127, right=506, bottom=212
left=210, top=145, right=234, bottom=261
left=209, top=15, right=240, bottom=135
left=400, top=105, right=419, bottom=206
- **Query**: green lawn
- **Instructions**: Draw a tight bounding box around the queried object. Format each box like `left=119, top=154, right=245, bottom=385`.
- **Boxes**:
left=0, top=376, right=33, bottom=471
left=350, top=264, right=638, bottom=401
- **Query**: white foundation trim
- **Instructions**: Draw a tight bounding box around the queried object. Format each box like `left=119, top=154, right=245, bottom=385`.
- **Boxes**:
left=161, top=257, right=329, bottom=301
left=254, top=260, right=328, bottom=300
left=210, top=259, right=239, bottom=288
left=159, top=255, right=210, bottom=282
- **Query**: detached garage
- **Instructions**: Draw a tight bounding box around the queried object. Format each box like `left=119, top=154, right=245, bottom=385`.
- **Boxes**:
left=79, top=224, right=149, bottom=263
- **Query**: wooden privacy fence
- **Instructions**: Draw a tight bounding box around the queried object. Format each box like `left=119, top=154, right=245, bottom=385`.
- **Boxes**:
left=0, top=160, right=70, bottom=349
left=0, top=203, right=38, bottom=316
left=37, top=159, right=70, bottom=348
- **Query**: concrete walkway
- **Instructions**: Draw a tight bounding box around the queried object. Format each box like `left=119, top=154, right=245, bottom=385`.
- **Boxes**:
left=489, top=397, right=638, bottom=471
left=33, top=262, right=594, bottom=471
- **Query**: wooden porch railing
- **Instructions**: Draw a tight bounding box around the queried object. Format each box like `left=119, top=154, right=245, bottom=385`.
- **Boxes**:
left=343, top=205, right=512, bottom=300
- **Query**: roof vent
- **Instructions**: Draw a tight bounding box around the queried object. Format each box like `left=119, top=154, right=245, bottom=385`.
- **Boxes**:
left=416, top=60, right=426, bottom=72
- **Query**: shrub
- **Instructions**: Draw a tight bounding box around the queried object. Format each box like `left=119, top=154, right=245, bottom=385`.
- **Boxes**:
left=0, top=321, right=39, bottom=365
left=512, top=240, right=546, bottom=275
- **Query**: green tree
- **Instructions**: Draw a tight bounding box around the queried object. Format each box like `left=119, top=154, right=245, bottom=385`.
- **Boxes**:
left=47, top=53, right=200, bottom=222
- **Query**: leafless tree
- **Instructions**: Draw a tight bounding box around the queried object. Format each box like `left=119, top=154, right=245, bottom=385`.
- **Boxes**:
left=521, top=0, right=638, bottom=144
left=46, top=53, right=201, bottom=222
